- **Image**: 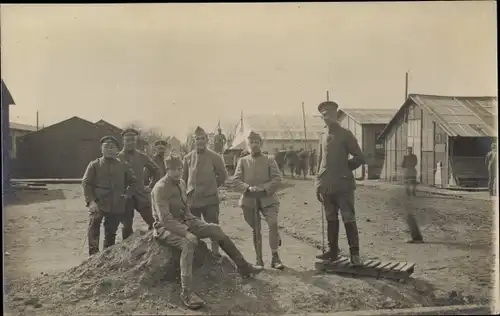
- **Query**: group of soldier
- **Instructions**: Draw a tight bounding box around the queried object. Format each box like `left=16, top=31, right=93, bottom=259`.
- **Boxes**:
left=80, top=99, right=385, bottom=310
left=274, top=147, right=318, bottom=179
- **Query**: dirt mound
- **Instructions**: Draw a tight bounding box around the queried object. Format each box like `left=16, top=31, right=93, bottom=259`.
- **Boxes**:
left=6, top=230, right=251, bottom=315
left=7, top=230, right=356, bottom=315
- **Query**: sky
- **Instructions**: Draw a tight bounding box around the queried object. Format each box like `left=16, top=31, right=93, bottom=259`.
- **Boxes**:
left=1, top=2, right=497, bottom=139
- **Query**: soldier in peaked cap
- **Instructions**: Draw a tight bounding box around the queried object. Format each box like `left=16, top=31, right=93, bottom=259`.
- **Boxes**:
left=182, top=126, right=228, bottom=257
left=82, top=135, right=137, bottom=256
left=117, top=128, right=161, bottom=240
left=152, top=154, right=263, bottom=310
left=315, top=99, right=366, bottom=266
left=151, top=140, right=170, bottom=178
left=233, top=131, right=284, bottom=269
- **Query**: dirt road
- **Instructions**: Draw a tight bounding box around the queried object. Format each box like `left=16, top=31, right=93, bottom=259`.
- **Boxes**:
left=4, top=179, right=495, bottom=315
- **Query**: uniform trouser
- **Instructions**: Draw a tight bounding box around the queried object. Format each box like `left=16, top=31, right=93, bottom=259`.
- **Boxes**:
left=287, top=164, right=296, bottom=175
left=297, top=161, right=308, bottom=176
left=242, top=202, right=280, bottom=253
left=488, top=167, right=496, bottom=196
left=157, top=218, right=248, bottom=280
left=320, top=191, right=360, bottom=256
left=190, top=204, right=220, bottom=253
left=309, top=164, right=316, bottom=175
left=122, top=195, right=155, bottom=240
left=404, top=176, right=417, bottom=196
left=88, top=211, right=122, bottom=255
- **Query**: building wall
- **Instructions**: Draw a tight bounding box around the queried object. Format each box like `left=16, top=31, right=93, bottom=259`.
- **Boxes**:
left=407, top=103, right=422, bottom=183
left=2, top=103, right=11, bottom=190
left=338, top=115, right=364, bottom=178
left=10, top=129, right=35, bottom=159
left=13, top=118, right=122, bottom=179
left=421, top=107, right=436, bottom=186
left=362, top=124, right=387, bottom=179
left=381, top=112, right=408, bottom=182
left=434, top=124, right=449, bottom=187
left=262, top=139, right=319, bottom=154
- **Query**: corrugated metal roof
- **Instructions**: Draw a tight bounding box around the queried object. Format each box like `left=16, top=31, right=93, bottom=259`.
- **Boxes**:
left=412, top=94, right=497, bottom=137
left=339, top=108, right=397, bottom=125
left=244, top=113, right=325, bottom=140
left=10, top=122, right=38, bottom=132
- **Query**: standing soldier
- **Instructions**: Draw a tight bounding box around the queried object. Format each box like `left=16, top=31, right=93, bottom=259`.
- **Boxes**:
left=233, top=131, right=284, bottom=269
left=118, top=128, right=161, bottom=240
left=297, top=148, right=309, bottom=179
left=284, top=146, right=299, bottom=178
left=152, top=140, right=169, bottom=178
left=213, top=128, right=227, bottom=155
left=182, top=126, right=228, bottom=257
left=309, top=149, right=317, bottom=176
left=82, top=136, right=137, bottom=256
left=315, top=100, right=365, bottom=266
left=401, top=147, right=418, bottom=196
left=152, top=155, right=263, bottom=310
left=486, top=142, right=497, bottom=196
left=274, top=149, right=286, bottom=176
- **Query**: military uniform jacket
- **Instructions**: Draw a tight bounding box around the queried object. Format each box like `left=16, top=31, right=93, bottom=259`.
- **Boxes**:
left=82, top=157, right=137, bottom=214
left=118, top=149, right=161, bottom=202
left=401, top=154, right=418, bottom=177
left=315, top=124, right=366, bottom=194
left=233, top=154, right=282, bottom=208
left=151, top=177, right=197, bottom=238
left=182, top=149, right=228, bottom=208
left=152, top=154, right=167, bottom=178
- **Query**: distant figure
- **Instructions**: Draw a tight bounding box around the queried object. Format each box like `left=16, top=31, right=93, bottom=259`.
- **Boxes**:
left=297, top=148, right=309, bottom=179
left=486, top=142, right=497, bottom=196
left=309, top=149, right=317, bottom=176
left=213, top=128, right=227, bottom=155
left=284, top=146, right=299, bottom=178
left=401, top=147, right=418, bottom=196
left=274, top=149, right=286, bottom=175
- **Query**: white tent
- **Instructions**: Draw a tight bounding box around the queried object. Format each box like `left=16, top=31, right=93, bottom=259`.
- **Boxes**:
left=229, top=132, right=247, bottom=150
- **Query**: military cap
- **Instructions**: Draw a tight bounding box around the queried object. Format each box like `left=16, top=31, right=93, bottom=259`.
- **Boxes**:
left=154, top=140, right=168, bottom=147
left=121, top=128, right=140, bottom=137
left=317, top=101, right=339, bottom=114
left=164, top=154, right=183, bottom=169
left=193, top=126, right=206, bottom=136
left=100, top=135, right=120, bottom=147
left=247, top=130, right=262, bottom=142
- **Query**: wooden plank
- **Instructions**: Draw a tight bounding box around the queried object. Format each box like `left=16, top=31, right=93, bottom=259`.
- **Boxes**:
left=402, top=262, right=416, bottom=273
left=377, top=261, right=393, bottom=270
left=393, top=262, right=408, bottom=271
left=365, top=260, right=381, bottom=268
left=362, top=259, right=374, bottom=267
left=385, top=262, right=400, bottom=271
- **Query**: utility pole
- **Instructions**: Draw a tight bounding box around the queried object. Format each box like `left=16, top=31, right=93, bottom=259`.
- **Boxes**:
left=301, top=102, right=308, bottom=149
left=326, top=90, right=330, bottom=101
left=36, top=111, right=39, bottom=131
left=405, top=71, right=409, bottom=101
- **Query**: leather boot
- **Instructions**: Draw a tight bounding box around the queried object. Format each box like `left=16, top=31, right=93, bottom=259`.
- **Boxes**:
left=316, top=220, right=340, bottom=261
left=180, top=276, right=205, bottom=310
left=344, top=221, right=362, bottom=266
left=271, top=252, right=284, bottom=270
left=218, top=236, right=263, bottom=278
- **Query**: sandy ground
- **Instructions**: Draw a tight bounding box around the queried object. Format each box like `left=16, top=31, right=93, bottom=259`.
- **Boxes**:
left=3, top=178, right=496, bottom=315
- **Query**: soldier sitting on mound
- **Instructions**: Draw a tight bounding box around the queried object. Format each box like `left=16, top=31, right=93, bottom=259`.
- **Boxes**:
left=151, top=155, right=264, bottom=310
